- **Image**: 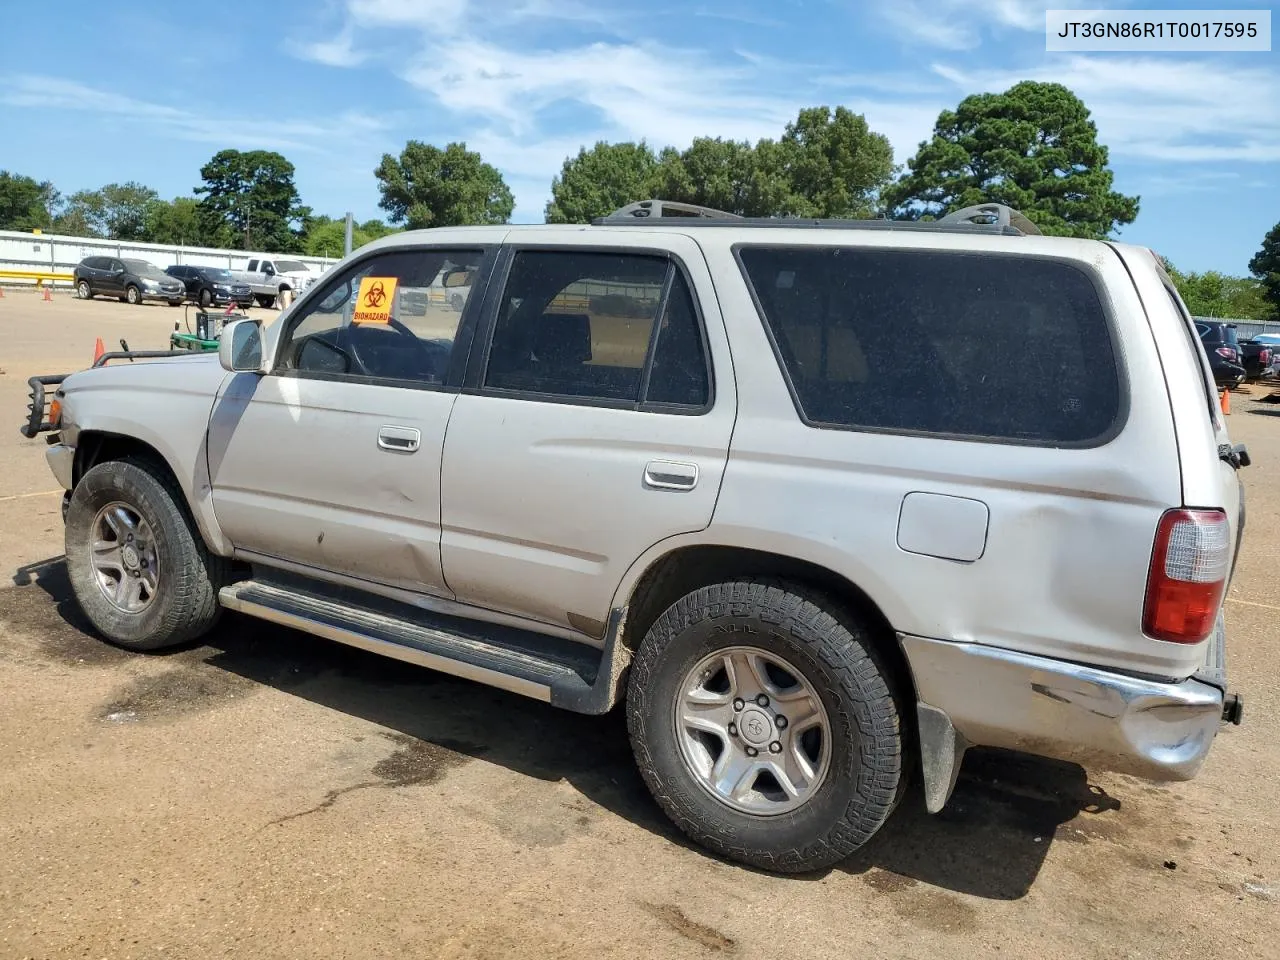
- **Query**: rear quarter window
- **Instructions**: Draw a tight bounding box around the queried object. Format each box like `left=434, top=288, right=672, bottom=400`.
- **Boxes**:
left=736, top=246, right=1124, bottom=445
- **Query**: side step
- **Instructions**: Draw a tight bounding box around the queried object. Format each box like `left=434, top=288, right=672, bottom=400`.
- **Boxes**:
left=218, top=576, right=630, bottom=715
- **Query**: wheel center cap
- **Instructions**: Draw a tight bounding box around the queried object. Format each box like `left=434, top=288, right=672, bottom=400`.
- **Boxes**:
left=121, top=545, right=140, bottom=570
left=738, top=707, right=774, bottom=746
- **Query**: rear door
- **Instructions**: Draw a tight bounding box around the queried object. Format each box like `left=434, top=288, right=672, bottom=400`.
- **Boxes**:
left=438, top=232, right=735, bottom=636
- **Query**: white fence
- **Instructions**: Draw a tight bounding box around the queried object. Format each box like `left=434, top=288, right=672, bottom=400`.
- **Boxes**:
left=0, top=229, right=338, bottom=286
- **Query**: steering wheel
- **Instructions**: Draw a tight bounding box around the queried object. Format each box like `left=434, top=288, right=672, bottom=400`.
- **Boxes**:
left=346, top=316, right=450, bottom=380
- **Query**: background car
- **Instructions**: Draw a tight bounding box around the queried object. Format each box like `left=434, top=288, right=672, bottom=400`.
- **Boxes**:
left=165, top=265, right=254, bottom=309
left=74, top=256, right=185, bottom=306
left=1197, top=320, right=1246, bottom=389
left=1239, top=337, right=1276, bottom=382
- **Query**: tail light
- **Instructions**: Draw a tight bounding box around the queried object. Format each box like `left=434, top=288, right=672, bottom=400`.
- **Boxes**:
left=1216, top=346, right=1237, bottom=361
left=1262, top=348, right=1272, bottom=365
left=1143, top=509, right=1230, bottom=644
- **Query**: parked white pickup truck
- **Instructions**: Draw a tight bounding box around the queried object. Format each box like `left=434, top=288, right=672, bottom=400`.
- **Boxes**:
left=232, top=257, right=318, bottom=309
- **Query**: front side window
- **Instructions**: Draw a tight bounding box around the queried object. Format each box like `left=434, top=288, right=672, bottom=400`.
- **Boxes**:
left=275, top=248, right=484, bottom=385
left=738, top=246, right=1122, bottom=444
left=484, top=250, right=710, bottom=407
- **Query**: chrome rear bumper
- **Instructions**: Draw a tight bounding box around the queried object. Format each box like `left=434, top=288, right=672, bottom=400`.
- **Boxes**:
left=901, top=623, right=1237, bottom=813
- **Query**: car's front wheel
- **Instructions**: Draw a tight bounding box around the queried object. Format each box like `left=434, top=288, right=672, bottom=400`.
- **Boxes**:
left=77, top=280, right=92, bottom=300
left=199, top=288, right=212, bottom=308
left=125, top=285, right=141, bottom=305
left=65, top=458, right=230, bottom=650
left=627, top=580, right=906, bottom=873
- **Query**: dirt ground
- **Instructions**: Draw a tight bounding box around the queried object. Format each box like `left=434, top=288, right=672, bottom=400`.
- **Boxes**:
left=1, top=289, right=1278, bottom=960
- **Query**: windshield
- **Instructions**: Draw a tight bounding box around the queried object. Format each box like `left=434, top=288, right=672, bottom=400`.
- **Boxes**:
left=273, top=260, right=308, bottom=273
left=203, top=268, right=234, bottom=281
left=123, top=259, right=169, bottom=280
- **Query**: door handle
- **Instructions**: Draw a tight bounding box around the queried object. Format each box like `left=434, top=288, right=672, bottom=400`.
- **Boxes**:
left=644, top=460, right=699, bottom=491
left=377, top=425, right=421, bottom=453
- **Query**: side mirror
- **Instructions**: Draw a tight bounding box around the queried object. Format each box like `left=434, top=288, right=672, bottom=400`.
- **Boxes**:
left=219, top=318, right=264, bottom=373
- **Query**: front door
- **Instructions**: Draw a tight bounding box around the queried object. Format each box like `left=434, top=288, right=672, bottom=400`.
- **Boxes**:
left=102, top=259, right=126, bottom=297
left=207, top=243, right=494, bottom=597
left=439, top=236, right=736, bottom=635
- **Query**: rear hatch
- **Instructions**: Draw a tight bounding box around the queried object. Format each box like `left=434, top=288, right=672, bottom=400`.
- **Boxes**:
left=1111, top=246, right=1245, bottom=586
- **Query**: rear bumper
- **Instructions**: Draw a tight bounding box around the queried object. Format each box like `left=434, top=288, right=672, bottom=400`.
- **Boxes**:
left=901, top=622, right=1238, bottom=813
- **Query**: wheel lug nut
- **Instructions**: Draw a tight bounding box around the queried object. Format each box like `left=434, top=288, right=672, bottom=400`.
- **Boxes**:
left=127, top=534, right=134, bottom=543
left=140, top=559, right=148, bottom=569
left=745, top=746, right=758, bottom=758
left=727, top=723, right=737, bottom=737
left=732, top=698, right=744, bottom=712
left=775, top=715, right=788, bottom=730
left=769, top=741, right=782, bottom=754
left=755, top=694, right=769, bottom=708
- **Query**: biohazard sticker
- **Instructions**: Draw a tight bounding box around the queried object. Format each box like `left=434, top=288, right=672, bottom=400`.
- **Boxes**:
left=353, top=276, right=398, bottom=323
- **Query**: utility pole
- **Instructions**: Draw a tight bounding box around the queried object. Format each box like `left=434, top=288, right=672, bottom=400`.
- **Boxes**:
left=343, top=211, right=353, bottom=257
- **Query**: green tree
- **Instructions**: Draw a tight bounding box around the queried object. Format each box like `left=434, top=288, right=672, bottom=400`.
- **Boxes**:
left=143, top=196, right=205, bottom=246
left=375, top=141, right=513, bottom=228
left=775, top=106, right=896, bottom=218
left=195, top=149, right=308, bottom=251
left=885, top=81, right=1139, bottom=238
left=1164, top=260, right=1274, bottom=320
left=0, top=171, right=58, bottom=231
left=650, top=137, right=787, bottom=216
left=545, top=141, right=659, bottom=223
left=1249, top=221, right=1280, bottom=317
left=302, top=215, right=399, bottom=257
left=62, top=181, right=159, bottom=240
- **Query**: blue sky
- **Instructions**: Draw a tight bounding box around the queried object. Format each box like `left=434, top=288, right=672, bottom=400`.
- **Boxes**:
left=1, top=0, right=1276, bottom=274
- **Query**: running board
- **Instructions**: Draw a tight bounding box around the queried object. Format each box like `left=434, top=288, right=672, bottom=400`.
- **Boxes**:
left=218, top=577, right=631, bottom=714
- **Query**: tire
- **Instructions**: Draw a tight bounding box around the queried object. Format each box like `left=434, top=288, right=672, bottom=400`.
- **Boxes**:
left=125, top=284, right=141, bottom=305
left=255, top=294, right=275, bottom=309
left=77, top=279, right=92, bottom=300
left=626, top=580, right=905, bottom=874
left=198, top=288, right=212, bottom=308
left=64, top=458, right=231, bottom=651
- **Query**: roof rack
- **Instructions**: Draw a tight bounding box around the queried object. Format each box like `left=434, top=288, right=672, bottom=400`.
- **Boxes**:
left=591, top=199, right=1038, bottom=236
left=599, top=199, right=743, bottom=221
left=935, top=202, right=1042, bottom=236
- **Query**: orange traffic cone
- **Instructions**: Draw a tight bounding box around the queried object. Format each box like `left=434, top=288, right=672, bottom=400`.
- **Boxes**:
left=93, top=337, right=105, bottom=364
left=1220, top=389, right=1231, bottom=416
left=41, top=283, right=53, bottom=302
left=0, top=285, right=6, bottom=298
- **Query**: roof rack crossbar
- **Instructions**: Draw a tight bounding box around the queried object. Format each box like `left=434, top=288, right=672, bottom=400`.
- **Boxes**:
left=935, top=202, right=1042, bottom=236
left=595, top=199, right=743, bottom=222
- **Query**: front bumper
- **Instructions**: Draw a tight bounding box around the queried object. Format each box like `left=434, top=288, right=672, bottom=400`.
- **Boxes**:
left=901, top=623, right=1238, bottom=813
left=47, top=442, right=74, bottom=490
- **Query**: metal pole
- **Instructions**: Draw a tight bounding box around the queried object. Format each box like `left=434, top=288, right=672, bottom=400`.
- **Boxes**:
left=344, top=212, right=353, bottom=256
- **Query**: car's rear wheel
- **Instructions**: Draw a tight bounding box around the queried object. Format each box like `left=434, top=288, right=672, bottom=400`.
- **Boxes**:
left=125, top=284, right=141, bottom=305
left=627, top=580, right=906, bottom=873
left=77, top=280, right=92, bottom=300
left=65, top=458, right=230, bottom=651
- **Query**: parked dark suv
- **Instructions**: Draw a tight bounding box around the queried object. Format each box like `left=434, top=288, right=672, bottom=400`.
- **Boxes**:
left=1196, top=321, right=1246, bottom=389
left=74, top=257, right=185, bottom=306
left=165, top=265, right=254, bottom=309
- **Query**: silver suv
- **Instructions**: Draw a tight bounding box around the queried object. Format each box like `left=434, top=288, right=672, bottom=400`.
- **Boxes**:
left=20, top=200, right=1248, bottom=873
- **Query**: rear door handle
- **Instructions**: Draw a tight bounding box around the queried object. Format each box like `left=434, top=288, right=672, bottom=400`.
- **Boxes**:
left=644, top=459, right=699, bottom=491
left=377, top=425, right=421, bottom=453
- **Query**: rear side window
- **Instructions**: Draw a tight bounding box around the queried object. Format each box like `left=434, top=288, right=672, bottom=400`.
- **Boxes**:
left=737, top=246, right=1123, bottom=445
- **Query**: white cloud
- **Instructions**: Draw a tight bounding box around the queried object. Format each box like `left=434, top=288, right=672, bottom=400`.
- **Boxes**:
left=0, top=75, right=392, bottom=155
left=289, top=24, right=367, bottom=67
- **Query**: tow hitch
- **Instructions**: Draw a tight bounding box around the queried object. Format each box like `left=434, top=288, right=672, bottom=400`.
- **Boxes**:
left=1223, top=692, right=1244, bottom=725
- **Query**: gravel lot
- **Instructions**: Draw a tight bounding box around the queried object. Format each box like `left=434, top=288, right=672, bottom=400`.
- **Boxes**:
left=2, top=289, right=1278, bottom=959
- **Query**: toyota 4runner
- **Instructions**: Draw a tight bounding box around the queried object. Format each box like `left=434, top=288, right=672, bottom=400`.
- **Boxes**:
left=19, top=200, right=1248, bottom=873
